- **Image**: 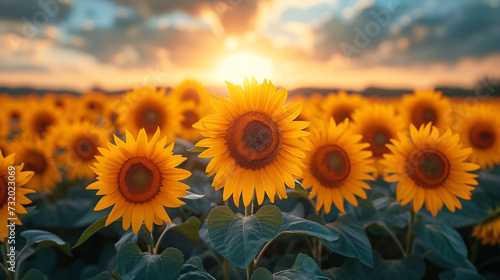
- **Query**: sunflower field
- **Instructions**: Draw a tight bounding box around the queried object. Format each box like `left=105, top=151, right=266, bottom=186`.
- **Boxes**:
left=1, top=77, right=500, bottom=280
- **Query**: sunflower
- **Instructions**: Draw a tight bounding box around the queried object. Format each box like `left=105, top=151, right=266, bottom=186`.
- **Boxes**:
left=87, top=128, right=191, bottom=233
left=472, top=207, right=500, bottom=246
left=321, top=91, right=367, bottom=123
left=351, top=104, right=406, bottom=177
left=75, top=91, right=111, bottom=123
left=194, top=77, right=310, bottom=207
left=399, top=89, right=452, bottom=131
left=21, top=100, right=63, bottom=138
left=45, top=93, right=76, bottom=113
left=116, top=87, right=182, bottom=141
left=287, top=94, right=321, bottom=124
left=177, top=101, right=211, bottom=142
left=454, top=104, right=500, bottom=169
left=8, top=134, right=61, bottom=193
left=300, top=118, right=375, bottom=214
left=56, top=121, right=112, bottom=180
left=381, top=123, right=479, bottom=216
left=2, top=97, right=25, bottom=132
left=0, top=112, right=7, bottom=139
left=0, top=150, right=35, bottom=242
left=171, top=79, right=209, bottom=106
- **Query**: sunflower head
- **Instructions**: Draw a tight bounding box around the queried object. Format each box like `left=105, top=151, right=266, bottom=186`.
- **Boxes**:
left=321, top=91, right=367, bottom=123
left=117, top=87, right=181, bottom=141
left=171, top=79, right=209, bottom=106
left=194, top=77, right=310, bottom=207
left=88, top=128, right=191, bottom=233
left=22, top=100, right=63, bottom=138
left=0, top=150, right=36, bottom=241
left=382, top=123, right=479, bottom=216
left=454, top=104, right=500, bottom=169
left=472, top=207, right=500, bottom=246
left=400, top=89, right=452, bottom=130
left=8, top=134, right=61, bottom=193
left=351, top=103, right=406, bottom=177
left=300, top=118, right=375, bottom=214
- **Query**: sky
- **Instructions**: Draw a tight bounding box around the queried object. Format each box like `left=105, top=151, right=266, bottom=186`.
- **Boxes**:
left=0, top=0, right=499, bottom=91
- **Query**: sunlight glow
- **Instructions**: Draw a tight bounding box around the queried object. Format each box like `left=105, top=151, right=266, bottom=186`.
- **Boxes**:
left=216, top=52, right=273, bottom=84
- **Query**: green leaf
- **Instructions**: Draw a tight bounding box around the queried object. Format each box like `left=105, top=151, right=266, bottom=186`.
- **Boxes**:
left=476, top=167, right=500, bottom=199
left=273, top=253, right=329, bottom=280
left=187, top=147, right=209, bottom=153
left=279, top=213, right=339, bottom=241
left=323, top=258, right=364, bottom=280
left=439, top=268, right=486, bottom=280
left=293, top=179, right=310, bottom=195
left=116, top=243, right=183, bottom=280
left=21, top=230, right=72, bottom=257
left=73, top=216, right=108, bottom=248
left=171, top=217, right=202, bottom=244
left=178, top=257, right=216, bottom=280
left=367, top=254, right=426, bottom=280
left=323, top=215, right=373, bottom=267
left=22, top=268, right=46, bottom=280
left=94, top=272, right=115, bottom=280
left=251, top=268, right=274, bottom=280
left=413, top=217, right=467, bottom=267
left=207, top=206, right=283, bottom=268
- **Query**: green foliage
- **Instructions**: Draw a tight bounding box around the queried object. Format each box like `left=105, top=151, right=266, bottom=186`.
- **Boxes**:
left=22, top=269, right=46, bottom=280
left=116, top=243, right=184, bottom=280
left=251, top=253, right=329, bottom=280
left=187, top=147, right=209, bottom=153
left=280, top=212, right=339, bottom=241
left=73, top=216, right=108, bottom=248
left=439, top=268, right=487, bottom=280
left=178, top=257, right=216, bottom=280
left=293, top=179, right=310, bottom=196
left=171, top=216, right=202, bottom=244
left=20, top=230, right=72, bottom=257
left=323, top=258, right=364, bottom=280
left=207, top=205, right=283, bottom=268
left=366, top=253, right=426, bottom=280
left=323, top=214, right=374, bottom=267
left=412, top=217, right=468, bottom=267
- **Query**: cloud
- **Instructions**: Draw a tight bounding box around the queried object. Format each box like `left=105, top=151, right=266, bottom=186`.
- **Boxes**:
left=0, top=0, right=72, bottom=23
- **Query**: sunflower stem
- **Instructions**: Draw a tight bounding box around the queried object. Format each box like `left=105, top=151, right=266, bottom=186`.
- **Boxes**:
left=406, top=209, right=416, bottom=255
left=379, top=222, right=406, bottom=257
left=422, top=249, right=434, bottom=259
left=245, top=201, right=254, bottom=280
left=154, top=223, right=173, bottom=255
left=222, top=258, right=230, bottom=280
left=1, top=242, right=13, bottom=279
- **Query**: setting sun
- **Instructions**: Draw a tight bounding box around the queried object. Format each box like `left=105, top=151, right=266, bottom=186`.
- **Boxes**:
left=216, top=52, right=273, bottom=84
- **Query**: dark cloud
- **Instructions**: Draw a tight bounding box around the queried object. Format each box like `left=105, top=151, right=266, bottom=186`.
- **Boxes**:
left=0, top=0, right=72, bottom=23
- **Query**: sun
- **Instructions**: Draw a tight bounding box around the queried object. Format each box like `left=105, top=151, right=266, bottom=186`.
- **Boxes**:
left=216, top=52, right=273, bottom=84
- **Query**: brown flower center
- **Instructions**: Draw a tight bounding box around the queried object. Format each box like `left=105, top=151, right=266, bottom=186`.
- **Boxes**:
left=407, top=149, right=449, bottom=188
left=332, top=107, right=354, bottom=123
left=24, top=151, right=48, bottom=174
left=181, top=87, right=201, bottom=104
left=33, top=111, right=56, bottom=135
left=225, top=111, right=282, bottom=170
left=411, top=103, right=437, bottom=128
left=311, top=144, right=350, bottom=188
left=182, top=110, right=199, bottom=128
left=135, top=103, right=165, bottom=134
left=469, top=124, right=495, bottom=150
left=118, top=157, right=162, bottom=203
left=0, top=176, right=8, bottom=207
left=363, top=126, right=392, bottom=157
left=72, top=136, right=99, bottom=161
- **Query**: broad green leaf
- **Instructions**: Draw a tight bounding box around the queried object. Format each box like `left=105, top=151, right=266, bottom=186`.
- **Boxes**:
left=171, top=217, right=202, bottom=243
left=94, top=272, right=115, bottom=280
left=178, top=257, right=216, bottom=280
left=293, top=179, right=310, bottom=195
left=323, top=215, right=373, bottom=267
left=439, top=268, right=487, bottom=280
left=73, top=216, right=108, bottom=248
left=271, top=254, right=330, bottom=280
left=367, top=254, right=426, bottom=280
left=115, top=231, right=137, bottom=252
left=413, top=217, right=467, bottom=267
left=323, top=258, right=364, bottom=280
left=476, top=167, right=500, bottom=199
left=187, top=147, right=209, bottom=153
left=279, top=213, right=339, bottom=241
left=22, top=268, right=46, bottom=280
left=116, top=243, right=183, bottom=280
left=21, top=230, right=72, bottom=257
left=207, top=206, right=283, bottom=268
left=251, top=268, right=273, bottom=280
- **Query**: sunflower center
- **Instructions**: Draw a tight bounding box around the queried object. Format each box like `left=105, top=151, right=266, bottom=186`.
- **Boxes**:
left=33, top=112, right=56, bottom=135
left=311, top=145, right=350, bottom=188
left=87, top=101, right=102, bottom=112
left=72, top=136, right=98, bottom=161
left=333, top=108, right=353, bottom=122
left=412, top=104, right=437, bottom=127
left=24, top=151, right=47, bottom=174
left=0, top=176, right=8, bottom=207
left=182, top=110, right=199, bottom=128
left=408, top=149, right=449, bottom=188
left=469, top=124, right=495, bottom=150
left=225, top=111, right=282, bottom=170
left=181, top=88, right=201, bottom=104
left=118, top=157, right=162, bottom=203
left=364, top=126, right=392, bottom=157
left=136, top=104, right=165, bottom=134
